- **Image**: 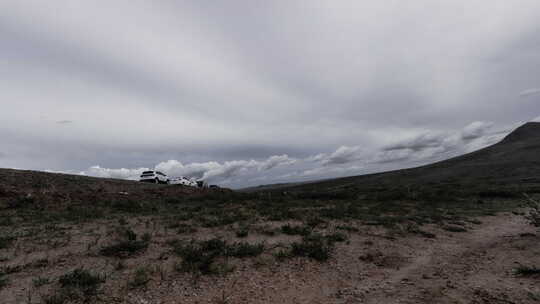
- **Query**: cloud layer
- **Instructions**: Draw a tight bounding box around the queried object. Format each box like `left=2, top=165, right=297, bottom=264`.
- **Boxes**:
left=1, top=1, right=540, bottom=187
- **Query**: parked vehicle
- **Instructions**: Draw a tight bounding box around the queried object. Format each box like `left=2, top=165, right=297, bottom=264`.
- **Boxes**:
left=139, top=171, right=169, bottom=184
left=169, top=176, right=197, bottom=187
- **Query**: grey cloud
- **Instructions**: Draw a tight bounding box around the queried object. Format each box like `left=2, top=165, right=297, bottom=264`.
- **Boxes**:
left=321, top=146, right=363, bottom=166
left=56, top=120, right=73, bottom=124
left=460, top=121, right=494, bottom=141
left=371, top=150, right=415, bottom=164
left=384, top=133, right=445, bottom=152
left=519, top=88, right=540, bottom=97
left=258, top=155, right=296, bottom=171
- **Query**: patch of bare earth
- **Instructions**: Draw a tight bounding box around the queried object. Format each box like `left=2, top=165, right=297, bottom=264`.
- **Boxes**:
left=0, top=213, right=539, bottom=303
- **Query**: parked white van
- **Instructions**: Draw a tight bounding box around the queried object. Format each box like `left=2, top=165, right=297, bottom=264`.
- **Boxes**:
left=168, top=176, right=197, bottom=187
left=139, top=171, right=169, bottom=184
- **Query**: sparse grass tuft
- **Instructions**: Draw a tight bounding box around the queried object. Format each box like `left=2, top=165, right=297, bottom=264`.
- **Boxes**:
left=226, top=242, right=265, bottom=258
left=128, top=267, right=151, bottom=289
left=235, top=227, right=249, bottom=238
left=324, top=232, right=348, bottom=244
left=0, top=273, right=8, bottom=290
left=290, top=234, right=334, bottom=261
left=0, top=235, right=15, bottom=249
left=100, top=240, right=148, bottom=258
left=281, top=224, right=311, bottom=236
left=174, top=223, right=197, bottom=234
left=514, top=265, right=540, bottom=276
left=58, top=268, right=105, bottom=296
left=33, top=276, right=51, bottom=287
left=443, top=225, right=467, bottom=233
left=336, top=225, right=359, bottom=232
left=172, top=239, right=223, bottom=275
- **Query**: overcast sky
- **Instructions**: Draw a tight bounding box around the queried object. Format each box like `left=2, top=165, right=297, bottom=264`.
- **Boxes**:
left=1, top=1, right=540, bottom=188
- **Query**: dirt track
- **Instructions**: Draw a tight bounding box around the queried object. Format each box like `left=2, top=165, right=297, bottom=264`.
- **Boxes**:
left=359, top=213, right=539, bottom=303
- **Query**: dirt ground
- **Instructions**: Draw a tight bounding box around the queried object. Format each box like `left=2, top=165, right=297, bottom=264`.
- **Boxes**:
left=1, top=211, right=538, bottom=304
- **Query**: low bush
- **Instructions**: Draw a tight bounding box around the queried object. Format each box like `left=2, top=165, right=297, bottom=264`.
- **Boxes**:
left=59, top=268, right=105, bottom=296
left=281, top=224, right=311, bottom=236
left=235, top=227, right=249, bottom=238
left=100, top=240, right=148, bottom=257
left=128, top=267, right=151, bottom=289
left=443, top=225, right=467, bottom=233
left=336, top=225, right=359, bottom=232
left=0, top=273, right=8, bottom=290
left=514, top=265, right=540, bottom=276
left=226, top=242, right=264, bottom=258
left=0, top=236, right=15, bottom=249
left=325, top=232, right=348, bottom=244
left=33, top=276, right=51, bottom=287
left=290, top=234, right=334, bottom=261
left=172, top=239, right=223, bottom=275
left=7, top=196, right=35, bottom=209
left=171, top=238, right=264, bottom=275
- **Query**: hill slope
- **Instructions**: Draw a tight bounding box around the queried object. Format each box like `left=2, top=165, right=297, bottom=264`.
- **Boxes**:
left=269, top=122, right=540, bottom=194
left=0, top=168, right=215, bottom=210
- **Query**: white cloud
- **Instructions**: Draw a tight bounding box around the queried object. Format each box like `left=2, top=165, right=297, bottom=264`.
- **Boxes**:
left=384, top=132, right=445, bottom=151
left=297, top=165, right=364, bottom=178
left=304, top=153, right=327, bottom=162
left=532, top=116, right=540, bottom=122
left=315, top=146, right=363, bottom=166
left=460, top=121, right=494, bottom=141
left=84, top=154, right=296, bottom=184
left=257, top=154, right=296, bottom=171
left=83, top=166, right=148, bottom=180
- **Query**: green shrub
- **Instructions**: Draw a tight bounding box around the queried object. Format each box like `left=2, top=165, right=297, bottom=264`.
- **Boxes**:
left=59, top=268, right=105, bottom=296
left=235, top=227, right=249, bottom=238
left=0, top=236, right=15, bottom=249
left=175, top=223, right=197, bottom=234
left=325, top=232, right=348, bottom=244
left=291, top=234, right=334, bottom=261
left=0, top=273, right=8, bottom=289
left=129, top=267, right=151, bottom=289
left=274, top=249, right=292, bottom=261
left=100, top=240, right=148, bottom=257
left=281, top=224, right=311, bottom=236
left=305, top=217, right=326, bottom=228
left=7, top=196, right=35, bottom=209
left=443, top=225, right=467, bottom=233
left=33, top=276, right=51, bottom=287
left=171, top=238, right=264, bottom=275
left=336, top=225, right=359, bottom=232
left=172, top=239, right=222, bottom=275
left=514, top=265, right=540, bottom=276
left=43, top=290, right=71, bottom=304
left=226, top=242, right=264, bottom=258
left=141, top=232, right=152, bottom=243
